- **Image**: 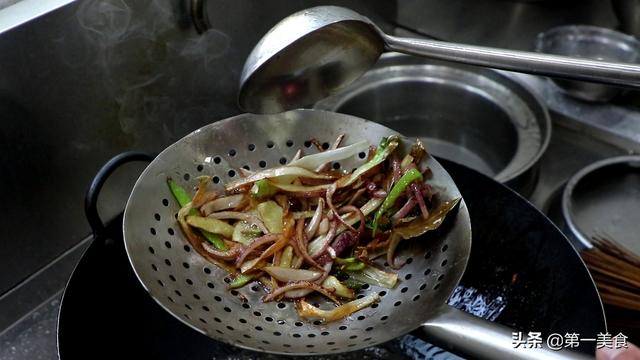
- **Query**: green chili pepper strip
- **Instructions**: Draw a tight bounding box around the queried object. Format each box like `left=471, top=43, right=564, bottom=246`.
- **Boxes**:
left=199, top=230, right=227, bottom=250
left=228, top=273, right=255, bottom=289
left=371, top=168, right=424, bottom=236
left=334, top=257, right=358, bottom=265
left=344, top=262, right=366, bottom=271
left=335, top=257, right=366, bottom=271
left=167, top=177, right=227, bottom=250
left=167, top=177, right=192, bottom=208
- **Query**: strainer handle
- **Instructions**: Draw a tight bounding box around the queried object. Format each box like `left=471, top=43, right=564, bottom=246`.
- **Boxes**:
left=85, top=152, right=155, bottom=237
left=420, top=306, right=594, bottom=360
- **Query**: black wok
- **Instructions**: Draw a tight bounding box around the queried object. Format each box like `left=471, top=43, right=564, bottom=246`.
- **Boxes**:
left=57, top=155, right=605, bottom=359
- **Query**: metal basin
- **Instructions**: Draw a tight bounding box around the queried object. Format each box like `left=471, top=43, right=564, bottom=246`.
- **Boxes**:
left=534, top=25, right=640, bottom=102
left=561, top=155, right=640, bottom=254
left=315, top=53, right=551, bottom=195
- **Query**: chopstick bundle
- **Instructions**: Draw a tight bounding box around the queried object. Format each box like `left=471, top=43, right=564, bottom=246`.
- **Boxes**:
left=582, top=235, right=640, bottom=311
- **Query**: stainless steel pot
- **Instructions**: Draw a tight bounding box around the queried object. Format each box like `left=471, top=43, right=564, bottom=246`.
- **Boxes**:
left=315, top=53, right=551, bottom=196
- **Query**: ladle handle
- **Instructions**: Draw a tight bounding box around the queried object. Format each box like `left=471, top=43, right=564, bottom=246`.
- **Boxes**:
left=384, top=35, right=640, bottom=88
left=420, top=306, right=593, bottom=360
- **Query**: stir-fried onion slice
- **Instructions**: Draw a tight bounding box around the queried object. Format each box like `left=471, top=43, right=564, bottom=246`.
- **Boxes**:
left=177, top=203, right=201, bottom=245
left=235, top=234, right=279, bottom=267
left=315, top=134, right=345, bottom=172
left=336, top=136, right=399, bottom=189
left=268, top=181, right=331, bottom=197
left=262, top=281, right=340, bottom=304
left=192, top=176, right=213, bottom=208
left=308, top=219, right=337, bottom=258
left=339, top=205, right=365, bottom=236
left=288, top=140, right=369, bottom=171
left=284, top=262, right=333, bottom=299
left=305, top=198, right=324, bottom=239
left=263, top=267, right=323, bottom=282
left=296, top=293, right=380, bottom=322
left=225, top=166, right=338, bottom=192
left=244, top=235, right=289, bottom=272
left=200, top=194, right=246, bottom=215
left=326, top=183, right=358, bottom=233
left=411, top=183, right=429, bottom=219
left=202, top=242, right=244, bottom=260
left=296, top=218, right=324, bottom=270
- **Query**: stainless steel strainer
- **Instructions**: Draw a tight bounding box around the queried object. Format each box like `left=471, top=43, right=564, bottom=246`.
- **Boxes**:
left=123, top=109, right=588, bottom=359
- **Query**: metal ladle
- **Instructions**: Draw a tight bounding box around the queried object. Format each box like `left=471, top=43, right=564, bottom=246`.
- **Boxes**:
left=238, top=5, right=640, bottom=114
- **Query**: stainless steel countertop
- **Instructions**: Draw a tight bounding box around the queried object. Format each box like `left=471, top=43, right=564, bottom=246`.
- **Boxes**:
left=0, top=293, right=62, bottom=360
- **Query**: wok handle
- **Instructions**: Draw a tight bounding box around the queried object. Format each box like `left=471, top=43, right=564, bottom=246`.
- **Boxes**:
left=85, top=152, right=154, bottom=237
left=383, top=34, right=640, bottom=88
left=419, top=306, right=593, bottom=360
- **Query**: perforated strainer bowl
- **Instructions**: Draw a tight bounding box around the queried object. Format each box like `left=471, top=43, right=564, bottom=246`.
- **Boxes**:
left=123, top=110, right=587, bottom=359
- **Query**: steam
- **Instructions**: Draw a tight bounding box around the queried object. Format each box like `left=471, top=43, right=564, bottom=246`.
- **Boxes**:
left=77, top=0, right=131, bottom=40
left=70, top=0, right=232, bottom=143
left=170, top=29, right=230, bottom=75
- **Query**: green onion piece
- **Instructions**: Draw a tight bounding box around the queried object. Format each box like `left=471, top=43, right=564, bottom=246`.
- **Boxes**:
left=250, top=179, right=279, bottom=200
left=257, top=200, right=284, bottom=233
left=342, top=278, right=365, bottom=290
left=345, top=266, right=398, bottom=289
left=232, top=221, right=262, bottom=245
left=321, top=275, right=355, bottom=299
